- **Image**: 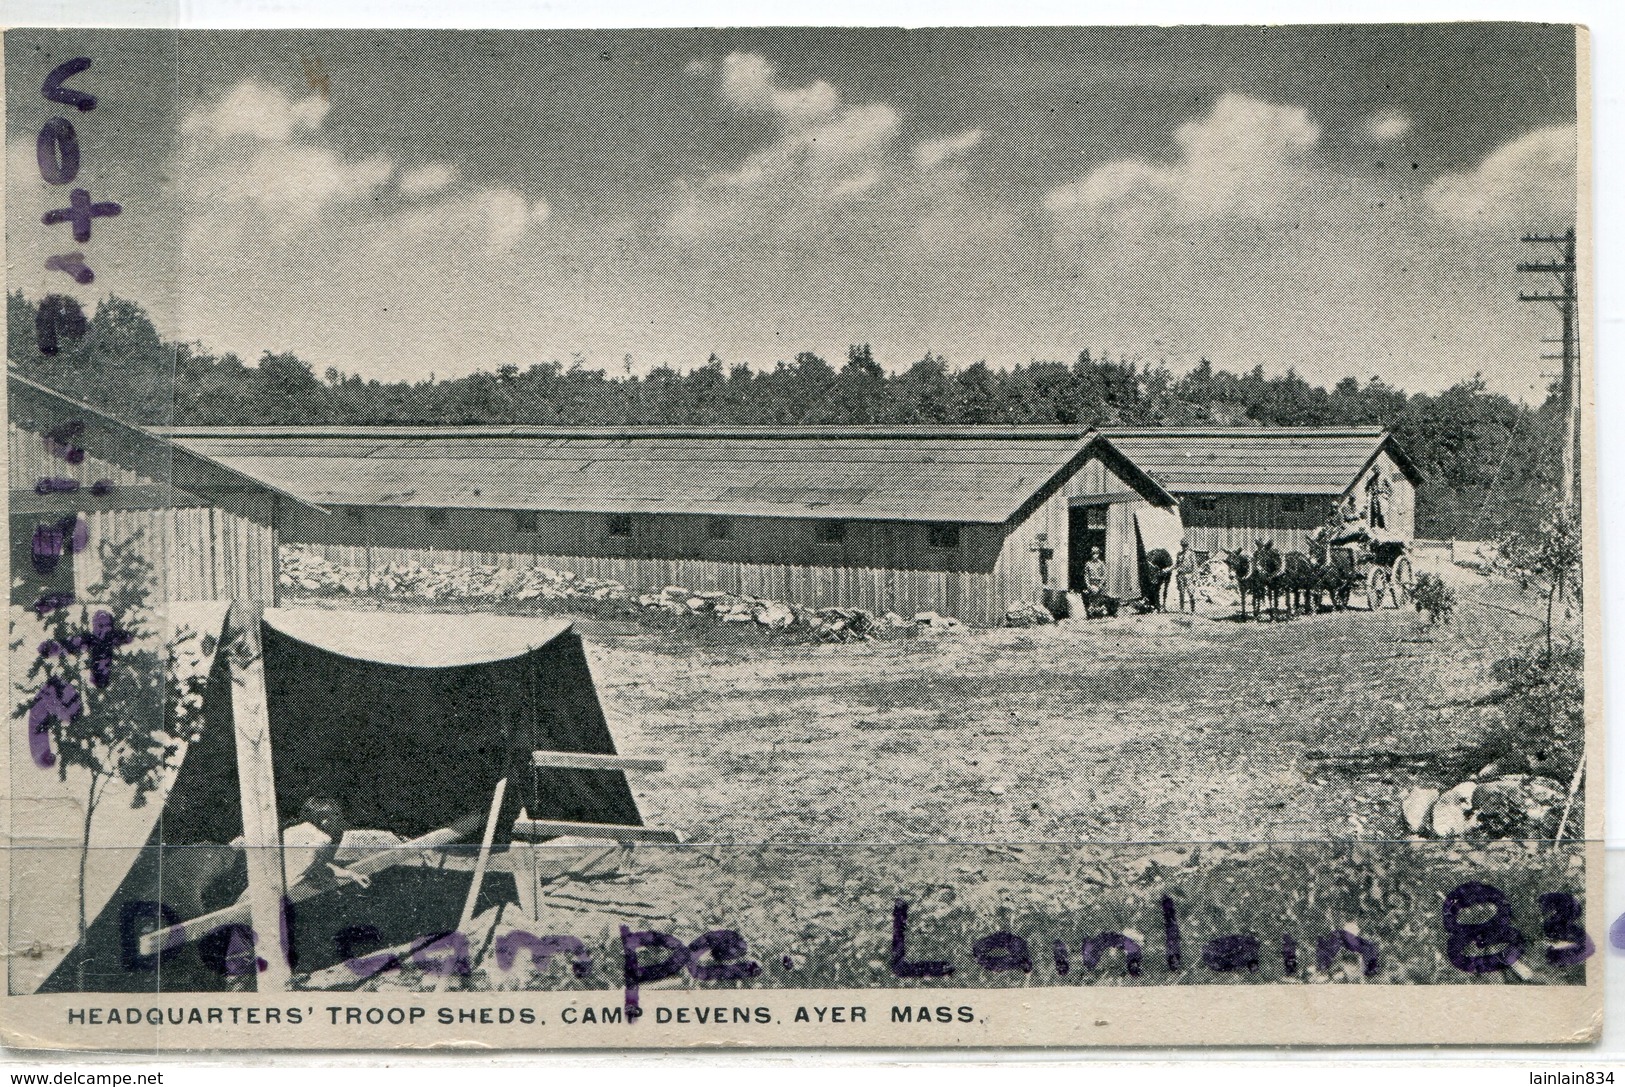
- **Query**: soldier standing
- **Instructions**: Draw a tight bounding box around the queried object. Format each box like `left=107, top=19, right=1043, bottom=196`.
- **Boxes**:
left=1175, top=537, right=1200, bottom=613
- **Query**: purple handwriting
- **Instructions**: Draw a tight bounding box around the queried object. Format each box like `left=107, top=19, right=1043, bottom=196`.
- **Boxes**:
left=39, top=610, right=134, bottom=688
left=42, top=188, right=122, bottom=245
left=35, top=57, right=108, bottom=355
left=30, top=514, right=88, bottom=577
left=25, top=416, right=127, bottom=770
left=113, top=882, right=1592, bottom=1005
left=26, top=678, right=78, bottom=769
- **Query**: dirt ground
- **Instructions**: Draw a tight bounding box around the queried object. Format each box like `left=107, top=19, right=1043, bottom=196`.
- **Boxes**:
left=12, top=565, right=1587, bottom=994
left=578, top=571, right=1550, bottom=847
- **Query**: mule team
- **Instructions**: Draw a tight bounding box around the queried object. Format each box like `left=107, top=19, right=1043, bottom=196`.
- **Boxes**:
left=1142, top=534, right=1364, bottom=621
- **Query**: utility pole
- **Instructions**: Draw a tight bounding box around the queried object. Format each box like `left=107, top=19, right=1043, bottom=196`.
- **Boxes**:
left=1518, top=228, right=1579, bottom=510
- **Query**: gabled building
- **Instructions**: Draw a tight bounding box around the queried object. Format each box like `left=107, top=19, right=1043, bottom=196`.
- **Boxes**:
left=9, top=373, right=313, bottom=605
left=158, top=424, right=1182, bottom=625
left=1101, top=426, right=1423, bottom=556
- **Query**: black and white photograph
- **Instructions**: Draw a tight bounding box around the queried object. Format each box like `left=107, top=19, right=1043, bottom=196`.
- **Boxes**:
left=0, top=21, right=1598, bottom=1049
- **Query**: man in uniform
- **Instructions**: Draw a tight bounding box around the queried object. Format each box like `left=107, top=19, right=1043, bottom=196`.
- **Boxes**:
left=1082, top=546, right=1115, bottom=618
left=1084, top=546, right=1107, bottom=594
left=1366, top=472, right=1393, bottom=530
left=1175, top=536, right=1200, bottom=614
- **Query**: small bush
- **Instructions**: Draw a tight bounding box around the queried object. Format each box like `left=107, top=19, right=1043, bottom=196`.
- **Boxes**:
left=1476, top=642, right=1584, bottom=782
left=1410, top=573, right=1456, bottom=624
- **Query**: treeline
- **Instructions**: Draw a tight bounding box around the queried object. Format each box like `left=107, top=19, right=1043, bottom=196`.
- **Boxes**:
left=8, top=292, right=1563, bottom=539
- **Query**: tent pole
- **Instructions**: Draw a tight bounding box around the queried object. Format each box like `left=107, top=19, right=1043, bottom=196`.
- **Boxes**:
left=223, top=600, right=293, bottom=991
left=433, top=778, right=508, bottom=990
left=458, top=777, right=508, bottom=932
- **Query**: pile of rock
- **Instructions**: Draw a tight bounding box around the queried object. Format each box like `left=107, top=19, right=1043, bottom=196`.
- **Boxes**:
left=1003, top=601, right=1056, bottom=627
left=1402, top=773, right=1569, bottom=839
left=277, top=545, right=966, bottom=642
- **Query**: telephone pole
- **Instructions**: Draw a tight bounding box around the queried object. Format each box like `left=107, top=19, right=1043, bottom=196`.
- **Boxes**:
left=1518, top=228, right=1579, bottom=510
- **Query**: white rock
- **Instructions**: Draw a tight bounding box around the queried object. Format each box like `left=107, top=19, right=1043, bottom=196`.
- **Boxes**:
left=1401, top=787, right=1440, bottom=834
left=1430, top=782, right=1477, bottom=837
left=760, top=602, right=796, bottom=629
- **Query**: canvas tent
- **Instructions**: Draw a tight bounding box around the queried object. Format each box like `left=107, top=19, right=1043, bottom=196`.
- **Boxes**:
left=40, top=605, right=665, bottom=994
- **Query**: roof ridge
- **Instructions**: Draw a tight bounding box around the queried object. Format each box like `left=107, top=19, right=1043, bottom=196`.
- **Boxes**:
left=1101, top=425, right=1388, bottom=435
left=155, top=424, right=1103, bottom=441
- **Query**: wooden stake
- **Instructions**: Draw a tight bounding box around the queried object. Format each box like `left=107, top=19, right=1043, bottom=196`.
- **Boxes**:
left=140, top=818, right=483, bottom=955
left=222, top=600, right=292, bottom=991
left=1555, top=758, right=1585, bottom=844
left=458, top=778, right=508, bottom=933
left=432, top=778, right=508, bottom=992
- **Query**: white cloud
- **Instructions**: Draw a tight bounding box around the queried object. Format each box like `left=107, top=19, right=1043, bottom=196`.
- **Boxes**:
left=385, top=188, right=552, bottom=254
left=913, top=129, right=983, bottom=170
left=718, top=51, right=840, bottom=123
left=181, top=80, right=395, bottom=226
left=176, top=79, right=554, bottom=253
left=830, top=168, right=882, bottom=198
left=1043, top=93, right=1321, bottom=228
left=1363, top=109, right=1413, bottom=143
left=1424, top=125, right=1576, bottom=227
left=181, top=79, right=329, bottom=143
left=670, top=51, right=1003, bottom=248
left=190, top=142, right=395, bottom=223
left=399, top=162, right=458, bottom=196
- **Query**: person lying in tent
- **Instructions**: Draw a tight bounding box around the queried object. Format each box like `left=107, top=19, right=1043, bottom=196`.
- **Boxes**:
left=159, top=798, right=377, bottom=926
left=275, top=797, right=374, bottom=894
left=224, top=797, right=374, bottom=901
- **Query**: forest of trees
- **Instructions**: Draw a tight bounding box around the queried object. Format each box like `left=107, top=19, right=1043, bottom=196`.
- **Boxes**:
left=8, top=292, right=1564, bottom=539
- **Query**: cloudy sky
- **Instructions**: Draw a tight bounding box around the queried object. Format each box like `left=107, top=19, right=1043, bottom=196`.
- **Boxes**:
left=5, top=25, right=1578, bottom=398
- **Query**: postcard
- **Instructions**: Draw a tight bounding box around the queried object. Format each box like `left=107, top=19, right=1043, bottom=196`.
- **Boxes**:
left=1, top=23, right=1598, bottom=1049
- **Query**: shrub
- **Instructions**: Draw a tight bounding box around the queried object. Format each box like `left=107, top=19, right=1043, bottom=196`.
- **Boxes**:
left=1410, top=573, right=1456, bottom=623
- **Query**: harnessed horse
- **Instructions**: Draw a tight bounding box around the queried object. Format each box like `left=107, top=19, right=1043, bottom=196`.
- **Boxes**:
left=1143, top=548, right=1175, bottom=612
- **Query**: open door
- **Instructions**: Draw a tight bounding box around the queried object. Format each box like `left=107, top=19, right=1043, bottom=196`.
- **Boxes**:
left=1068, top=504, right=1108, bottom=591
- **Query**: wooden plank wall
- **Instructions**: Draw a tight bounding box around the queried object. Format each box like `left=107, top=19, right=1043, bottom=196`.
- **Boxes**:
left=8, top=422, right=150, bottom=491
left=1104, top=501, right=1142, bottom=598
left=72, top=507, right=277, bottom=605
left=1179, top=451, right=1417, bottom=557
left=281, top=450, right=1174, bottom=626
left=300, top=537, right=1014, bottom=625
left=283, top=503, right=1004, bottom=573
left=991, top=454, right=1151, bottom=606
left=1178, top=494, right=1331, bottom=556
left=285, top=500, right=1032, bottom=625
left=11, top=421, right=279, bottom=604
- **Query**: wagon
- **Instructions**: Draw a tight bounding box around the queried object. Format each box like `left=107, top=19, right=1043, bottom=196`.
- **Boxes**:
left=1355, top=534, right=1415, bottom=610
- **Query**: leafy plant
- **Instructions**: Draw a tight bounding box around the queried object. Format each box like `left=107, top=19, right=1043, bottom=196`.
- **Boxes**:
left=1497, top=505, right=1582, bottom=656
left=1477, top=641, right=1585, bottom=784
left=1410, top=573, right=1456, bottom=624
left=12, top=535, right=209, bottom=988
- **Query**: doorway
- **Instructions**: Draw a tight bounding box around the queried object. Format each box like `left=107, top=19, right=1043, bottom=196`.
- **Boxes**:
left=1068, top=505, right=1107, bottom=591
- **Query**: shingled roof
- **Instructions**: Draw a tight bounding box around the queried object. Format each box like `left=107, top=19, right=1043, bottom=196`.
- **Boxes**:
left=8, top=374, right=325, bottom=513
left=1100, top=426, right=1422, bottom=496
left=156, top=425, right=1173, bottom=524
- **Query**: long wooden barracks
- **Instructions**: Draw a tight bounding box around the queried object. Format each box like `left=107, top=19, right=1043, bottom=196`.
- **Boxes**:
left=8, top=370, right=1424, bottom=625
left=155, top=425, right=1185, bottom=626
left=8, top=374, right=313, bottom=606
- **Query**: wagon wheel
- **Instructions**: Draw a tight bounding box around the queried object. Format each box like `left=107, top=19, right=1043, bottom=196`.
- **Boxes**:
left=1391, top=555, right=1415, bottom=606
left=1365, top=565, right=1389, bottom=610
